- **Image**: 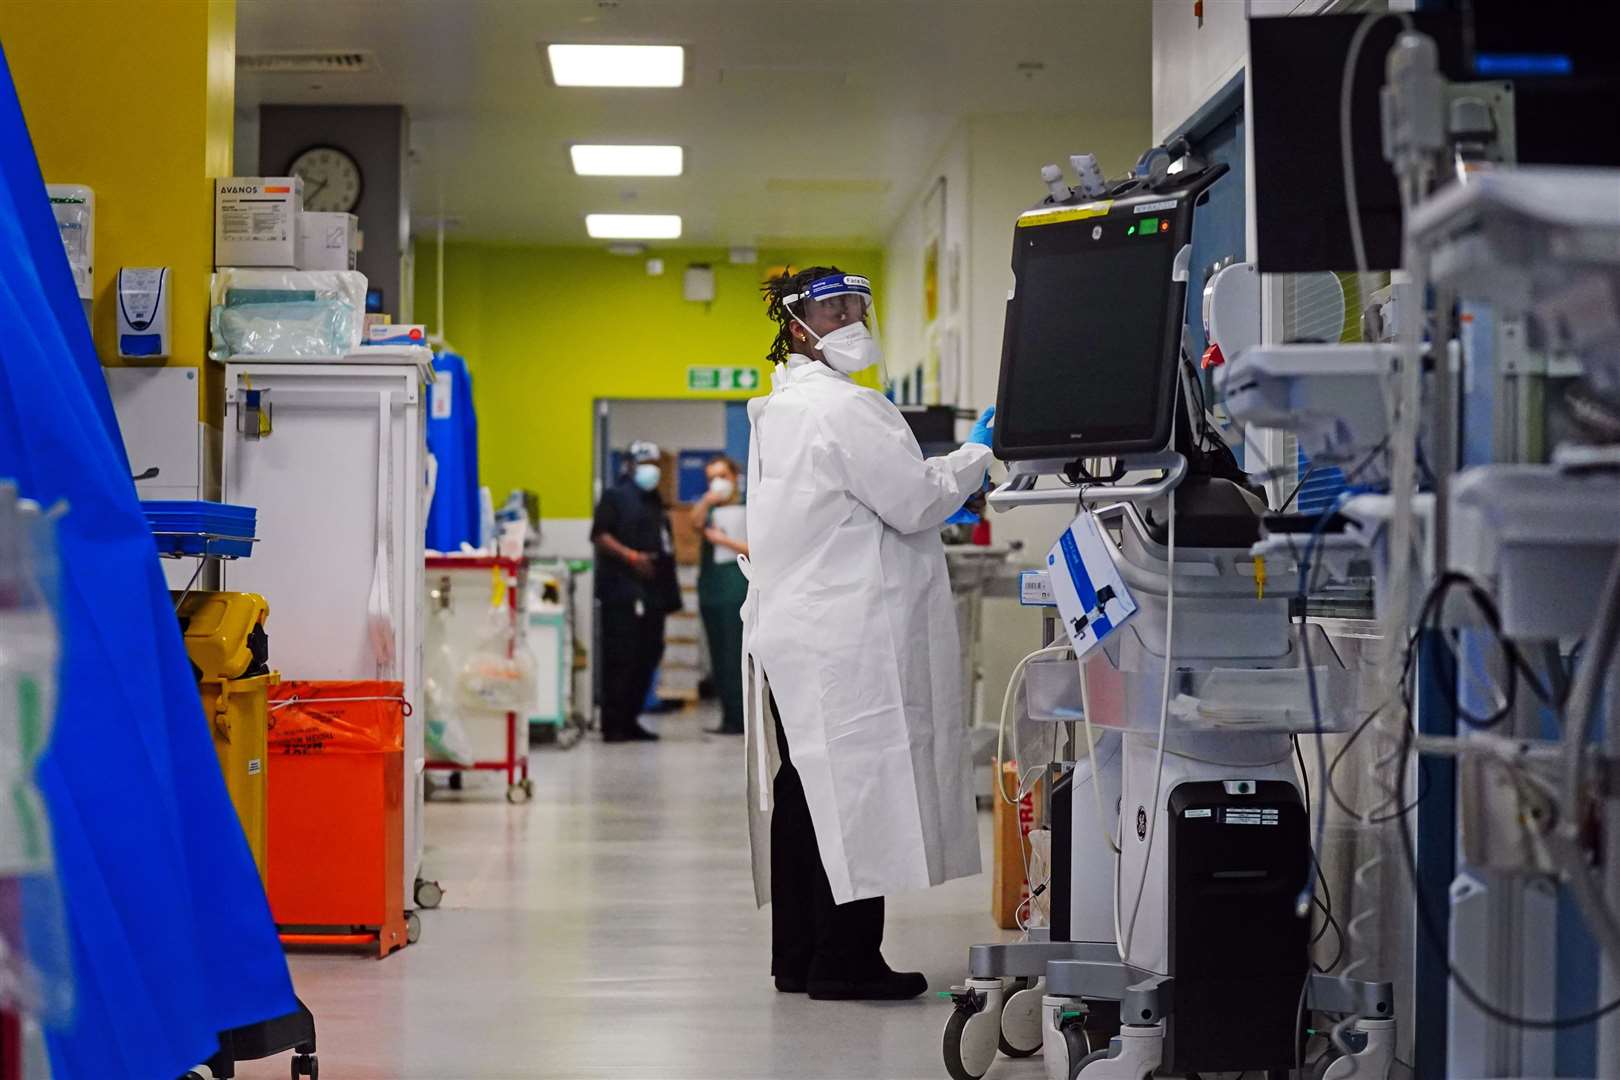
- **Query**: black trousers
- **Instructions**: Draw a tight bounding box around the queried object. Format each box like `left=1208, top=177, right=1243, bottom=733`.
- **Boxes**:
left=598, top=601, right=666, bottom=740
left=770, top=695, right=886, bottom=981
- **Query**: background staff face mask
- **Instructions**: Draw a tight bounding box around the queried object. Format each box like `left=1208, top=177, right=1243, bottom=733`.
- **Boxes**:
left=634, top=463, right=662, bottom=491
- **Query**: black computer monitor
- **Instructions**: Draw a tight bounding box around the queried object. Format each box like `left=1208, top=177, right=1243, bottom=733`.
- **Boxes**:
left=897, top=405, right=959, bottom=459
left=1250, top=5, right=1620, bottom=274
left=992, top=165, right=1227, bottom=462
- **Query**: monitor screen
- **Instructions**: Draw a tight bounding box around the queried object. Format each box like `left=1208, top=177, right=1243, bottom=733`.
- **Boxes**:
left=1250, top=7, right=1620, bottom=273
left=994, top=209, right=1182, bottom=459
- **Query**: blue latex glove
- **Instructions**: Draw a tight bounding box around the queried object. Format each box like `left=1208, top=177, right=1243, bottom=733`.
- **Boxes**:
left=966, top=405, right=996, bottom=448
left=945, top=505, right=980, bottom=527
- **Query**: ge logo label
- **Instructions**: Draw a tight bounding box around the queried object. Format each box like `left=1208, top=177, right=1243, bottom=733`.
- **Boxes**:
left=1136, top=806, right=1148, bottom=841
left=1092, top=225, right=1103, bottom=240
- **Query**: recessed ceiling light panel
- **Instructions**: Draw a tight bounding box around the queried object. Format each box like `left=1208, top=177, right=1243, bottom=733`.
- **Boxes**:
left=571, top=145, right=684, bottom=176
left=585, top=213, right=682, bottom=240
left=547, top=44, right=685, bottom=87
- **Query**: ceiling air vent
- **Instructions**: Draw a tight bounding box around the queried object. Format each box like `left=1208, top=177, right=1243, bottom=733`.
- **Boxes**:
left=238, top=50, right=377, bottom=75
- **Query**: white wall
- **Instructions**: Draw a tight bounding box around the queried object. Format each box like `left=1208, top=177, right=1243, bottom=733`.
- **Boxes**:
left=881, top=126, right=970, bottom=407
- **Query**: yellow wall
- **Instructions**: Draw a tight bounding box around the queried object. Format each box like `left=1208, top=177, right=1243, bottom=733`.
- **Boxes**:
left=0, top=0, right=234, bottom=419
left=414, top=243, right=880, bottom=519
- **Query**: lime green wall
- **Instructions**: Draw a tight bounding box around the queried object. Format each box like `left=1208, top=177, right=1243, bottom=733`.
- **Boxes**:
left=414, top=243, right=880, bottom=519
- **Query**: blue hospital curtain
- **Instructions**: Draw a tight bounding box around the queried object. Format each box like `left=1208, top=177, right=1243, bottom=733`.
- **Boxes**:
left=425, top=350, right=480, bottom=551
left=0, top=45, right=295, bottom=1078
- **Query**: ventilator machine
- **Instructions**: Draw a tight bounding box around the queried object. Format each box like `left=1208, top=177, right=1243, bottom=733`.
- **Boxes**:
left=939, top=17, right=1620, bottom=1080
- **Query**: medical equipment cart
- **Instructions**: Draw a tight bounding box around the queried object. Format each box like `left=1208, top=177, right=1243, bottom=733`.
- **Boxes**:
left=424, top=554, right=534, bottom=803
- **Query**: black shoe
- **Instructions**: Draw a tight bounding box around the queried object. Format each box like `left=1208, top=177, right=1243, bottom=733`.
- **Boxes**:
left=627, top=727, right=660, bottom=741
left=602, top=733, right=630, bottom=743
left=774, top=974, right=807, bottom=993
left=807, top=970, right=928, bottom=1001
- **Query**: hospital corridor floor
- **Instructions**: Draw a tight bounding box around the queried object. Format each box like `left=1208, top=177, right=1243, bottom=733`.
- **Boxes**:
left=236, top=705, right=1030, bottom=1080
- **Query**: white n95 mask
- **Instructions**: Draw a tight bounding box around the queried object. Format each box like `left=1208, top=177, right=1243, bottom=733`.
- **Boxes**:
left=709, top=477, right=735, bottom=500
left=796, top=318, right=882, bottom=375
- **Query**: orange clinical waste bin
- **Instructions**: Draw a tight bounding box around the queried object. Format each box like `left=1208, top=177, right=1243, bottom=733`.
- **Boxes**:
left=266, top=680, right=409, bottom=958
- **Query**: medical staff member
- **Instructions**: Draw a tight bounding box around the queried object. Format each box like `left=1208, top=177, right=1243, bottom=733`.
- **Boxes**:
left=740, top=266, right=995, bottom=1001
left=591, top=440, right=682, bottom=743
left=688, top=455, right=748, bottom=736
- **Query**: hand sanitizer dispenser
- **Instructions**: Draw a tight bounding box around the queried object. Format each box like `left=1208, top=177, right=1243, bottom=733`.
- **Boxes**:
left=116, top=267, right=171, bottom=358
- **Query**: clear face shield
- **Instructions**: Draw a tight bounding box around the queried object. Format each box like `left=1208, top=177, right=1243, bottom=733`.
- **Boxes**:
left=783, top=273, right=887, bottom=383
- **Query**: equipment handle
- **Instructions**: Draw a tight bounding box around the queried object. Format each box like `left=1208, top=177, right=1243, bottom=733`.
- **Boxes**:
left=988, top=452, right=1187, bottom=511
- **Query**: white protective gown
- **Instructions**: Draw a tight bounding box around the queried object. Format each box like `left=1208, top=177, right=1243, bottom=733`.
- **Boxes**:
left=741, top=353, right=993, bottom=906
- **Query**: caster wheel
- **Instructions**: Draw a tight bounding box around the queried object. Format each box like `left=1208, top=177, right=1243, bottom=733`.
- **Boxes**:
left=999, top=977, right=1042, bottom=1058
left=291, top=1053, right=318, bottom=1079
left=415, top=878, right=444, bottom=909
left=522, top=778, right=535, bottom=797
left=943, top=1001, right=1000, bottom=1080
left=1311, top=1048, right=1343, bottom=1080
left=506, top=783, right=529, bottom=804
left=1070, top=1046, right=1108, bottom=1080
left=405, top=910, right=422, bottom=945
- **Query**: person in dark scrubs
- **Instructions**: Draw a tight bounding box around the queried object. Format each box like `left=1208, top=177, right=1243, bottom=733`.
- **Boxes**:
left=590, top=440, right=682, bottom=743
left=688, top=455, right=748, bottom=736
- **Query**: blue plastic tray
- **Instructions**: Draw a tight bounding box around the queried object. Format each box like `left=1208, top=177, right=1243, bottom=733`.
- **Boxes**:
left=143, top=501, right=257, bottom=559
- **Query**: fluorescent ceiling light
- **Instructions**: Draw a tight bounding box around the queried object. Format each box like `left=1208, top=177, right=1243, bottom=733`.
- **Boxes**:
left=571, top=144, right=684, bottom=177
left=547, top=44, right=684, bottom=88
left=586, top=213, right=682, bottom=240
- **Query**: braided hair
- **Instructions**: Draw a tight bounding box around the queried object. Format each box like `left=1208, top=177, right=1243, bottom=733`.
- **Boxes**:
left=761, top=264, right=844, bottom=365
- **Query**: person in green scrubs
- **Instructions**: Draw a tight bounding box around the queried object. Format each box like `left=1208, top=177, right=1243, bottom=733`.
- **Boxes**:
left=689, top=455, right=748, bottom=735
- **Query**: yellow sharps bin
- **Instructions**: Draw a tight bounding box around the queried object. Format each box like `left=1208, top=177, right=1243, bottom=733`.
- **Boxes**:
left=175, top=591, right=275, bottom=884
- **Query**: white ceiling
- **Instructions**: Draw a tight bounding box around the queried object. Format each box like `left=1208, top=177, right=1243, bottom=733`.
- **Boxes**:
left=236, top=0, right=1152, bottom=247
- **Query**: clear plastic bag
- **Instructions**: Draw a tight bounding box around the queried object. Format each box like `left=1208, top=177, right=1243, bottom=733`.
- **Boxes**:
left=456, top=608, right=537, bottom=714
left=211, top=301, right=358, bottom=360
left=422, top=608, right=474, bottom=766
left=0, top=486, right=73, bottom=1024
left=207, top=269, right=367, bottom=359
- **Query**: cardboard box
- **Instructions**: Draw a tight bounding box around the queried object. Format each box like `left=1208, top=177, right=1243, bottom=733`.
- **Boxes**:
left=215, top=177, right=302, bottom=268
left=672, top=501, right=702, bottom=565
left=364, top=323, right=427, bottom=347
left=992, top=762, right=1043, bottom=930
left=297, top=211, right=359, bottom=271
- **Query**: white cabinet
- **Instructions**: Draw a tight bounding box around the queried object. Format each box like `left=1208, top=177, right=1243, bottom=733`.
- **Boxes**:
left=103, top=365, right=219, bottom=588
left=221, top=351, right=431, bottom=907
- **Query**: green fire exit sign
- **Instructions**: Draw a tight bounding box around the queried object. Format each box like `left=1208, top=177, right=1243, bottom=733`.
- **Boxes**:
left=687, top=366, right=761, bottom=392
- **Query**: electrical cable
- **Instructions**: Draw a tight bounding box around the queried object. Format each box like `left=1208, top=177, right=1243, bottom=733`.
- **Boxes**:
left=996, top=644, right=1074, bottom=806
left=1394, top=686, right=1620, bottom=1029
left=1077, top=658, right=1122, bottom=855
left=1117, top=483, right=1175, bottom=965
left=1340, top=9, right=1415, bottom=281
left=1277, top=464, right=1318, bottom=514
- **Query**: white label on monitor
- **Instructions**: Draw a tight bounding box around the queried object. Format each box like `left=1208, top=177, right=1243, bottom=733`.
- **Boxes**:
left=1135, top=200, right=1177, bottom=214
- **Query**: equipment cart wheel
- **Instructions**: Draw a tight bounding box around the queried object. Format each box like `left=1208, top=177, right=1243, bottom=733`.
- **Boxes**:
left=1070, top=1047, right=1109, bottom=1080
left=521, top=777, right=536, bottom=798
left=405, top=911, right=422, bottom=945
left=942, top=981, right=1002, bottom=1080
left=291, top=1053, right=318, bottom=1079
left=414, top=877, right=444, bottom=909
left=998, top=977, right=1043, bottom=1058
left=506, top=783, right=529, bottom=804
